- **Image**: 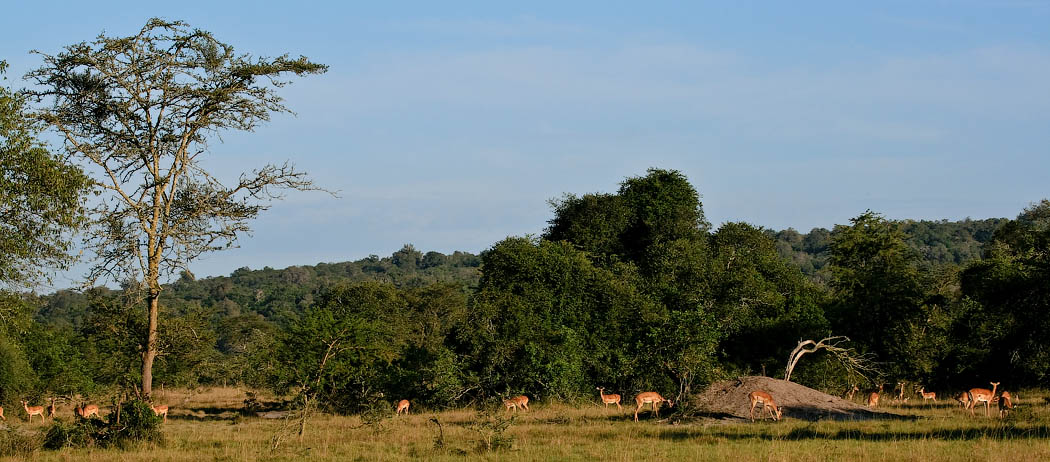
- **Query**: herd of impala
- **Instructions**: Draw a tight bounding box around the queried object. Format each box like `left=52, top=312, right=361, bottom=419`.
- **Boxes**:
left=0, top=381, right=1017, bottom=425
left=390, top=388, right=676, bottom=422
left=0, top=398, right=170, bottom=424
left=846, top=380, right=1014, bottom=418
left=389, top=379, right=1017, bottom=424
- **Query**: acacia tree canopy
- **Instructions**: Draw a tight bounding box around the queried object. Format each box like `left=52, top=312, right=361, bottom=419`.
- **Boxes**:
left=25, top=18, right=328, bottom=397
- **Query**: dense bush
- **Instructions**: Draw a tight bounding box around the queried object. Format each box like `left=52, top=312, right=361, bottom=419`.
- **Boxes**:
left=42, top=400, right=163, bottom=450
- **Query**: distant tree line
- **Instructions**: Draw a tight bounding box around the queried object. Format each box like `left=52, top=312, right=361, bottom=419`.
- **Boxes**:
left=4, top=168, right=1048, bottom=415
left=770, top=217, right=1006, bottom=283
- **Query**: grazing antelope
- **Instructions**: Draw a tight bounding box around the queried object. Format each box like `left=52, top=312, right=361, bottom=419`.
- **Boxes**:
left=503, top=395, right=529, bottom=412
left=396, top=399, right=410, bottom=415
left=633, top=392, right=673, bottom=422
left=918, top=386, right=936, bottom=404
left=151, top=404, right=169, bottom=422
left=867, top=384, right=884, bottom=408
left=0, top=406, right=5, bottom=421
left=954, top=391, right=971, bottom=408
left=748, top=391, right=783, bottom=422
left=844, top=384, right=859, bottom=401
left=76, top=403, right=101, bottom=419
left=22, top=400, right=46, bottom=423
left=967, top=382, right=1000, bottom=417
left=998, top=391, right=1013, bottom=419
left=597, top=387, right=622, bottom=410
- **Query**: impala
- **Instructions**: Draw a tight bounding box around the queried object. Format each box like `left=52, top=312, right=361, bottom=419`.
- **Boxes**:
left=998, top=391, right=1013, bottom=419
left=76, top=403, right=101, bottom=419
left=504, top=395, right=529, bottom=412
left=844, top=384, right=859, bottom=401
left=954, top=391, right=970, bottom=408
left=22, top=400, right=46, bottom=423
left=151, top=404, right=169, bottom=422
left=918, top=386, right=937, bottom=404
left=896, top=382, right=907, bottom=402
left=966, top=382, right=999, bottom=417
left=633, top=392, right=673, bottom=422
left=867, top=384, right=883, bottom=408
left=396, top=399, right=410, bottom=415
left=748, top=391, right=783, bottom=422
left=48, top=397, right=57, bottom=418
left=0, top=406, right=5, bottom=421
left=597, top=387, right=622, bottom=410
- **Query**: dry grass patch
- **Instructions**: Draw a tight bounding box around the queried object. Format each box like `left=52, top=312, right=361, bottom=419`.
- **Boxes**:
left=5, top=388, right=1050, bottom=461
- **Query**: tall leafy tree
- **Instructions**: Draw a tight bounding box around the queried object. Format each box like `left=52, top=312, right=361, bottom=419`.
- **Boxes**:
left=707, top=222, right=827, bottom=376
left=274, top=282, right=409, bottom=413
left=960, top=200, right=1050, bottom=383
left=26, top=19, right=328, bottom=397
left=546, top=169, right=711, bottom=307
left=545, top=192, right=630, bottom=263
left=0, top=60, right=91, bottom=288
left=826, top=211, right=926, bottom=377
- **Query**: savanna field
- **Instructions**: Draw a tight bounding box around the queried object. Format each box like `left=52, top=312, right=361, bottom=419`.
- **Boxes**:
left=4, top=386, right=1050, bottom=461
left=3, top=10, right=1050, bottom=462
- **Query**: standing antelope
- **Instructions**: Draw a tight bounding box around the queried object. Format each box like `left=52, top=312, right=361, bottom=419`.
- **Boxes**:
left=396, top=399, right=410, bottom=415
left=967, top=382, right=1000, bottom=417
left=76, top=403, right=101, bottom=419
left=0, top=406, right=5, bottom=421
left=597, top=387, right=622, bottom=410
left=22, top=400, right=46, bottom=423
left=151, top=404, right=169, bottom=422
left=47, top=397, right=57, bottom=419
left=918, top=386, right=937, bottom=404
left=748, top=391, right=783, bottom=422
left=998, top=391, right=1013, bottom=419
left=896, top=382, right=907, bottom=402
left=504, top=395, right=529, bottom=412
left=844, top=384, right=859, bottom=401
left=867, top=384, right=884, bottom=408
left=633, top=392, right=673, bottom=422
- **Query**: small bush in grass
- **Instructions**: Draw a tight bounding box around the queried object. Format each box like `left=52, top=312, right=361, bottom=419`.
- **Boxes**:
left=0, top=427, right=42, bottom=458
left=42, top=419, right=98, bottom=450
left=467, top=409, right=515, bottom=453
left=243, top=391, right=262, bottom=414
left=358, top=401, right=392, bottom=437
left=113, top=400, right=164, bottom=447
left=42, top=400, right=163, bottom=450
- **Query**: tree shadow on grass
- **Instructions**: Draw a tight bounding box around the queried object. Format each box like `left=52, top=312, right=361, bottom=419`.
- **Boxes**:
left=656, top=423, right=1050, bottom=442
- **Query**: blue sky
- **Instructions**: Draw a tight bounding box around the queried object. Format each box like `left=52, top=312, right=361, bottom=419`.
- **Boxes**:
left=3, top=1, right=1049, bottom=287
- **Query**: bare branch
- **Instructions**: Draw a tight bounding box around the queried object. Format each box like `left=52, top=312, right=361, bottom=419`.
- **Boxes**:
left=784, top=336, right=879, bottom=383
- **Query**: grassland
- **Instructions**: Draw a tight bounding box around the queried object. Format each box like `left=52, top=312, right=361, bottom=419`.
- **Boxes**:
left=4, top=387, right=1050, bottom=461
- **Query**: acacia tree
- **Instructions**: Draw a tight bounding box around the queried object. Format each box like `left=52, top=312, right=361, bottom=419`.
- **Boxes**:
left=26, top=19, right=328, bottom=397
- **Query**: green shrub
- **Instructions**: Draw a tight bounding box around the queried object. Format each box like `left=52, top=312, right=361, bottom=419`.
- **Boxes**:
left=41, top=400, right=163, bottom=450
left=112, top=400, right=164, bottom=446
left=43, top=419, right=98, bottom=449
left=0, top=427, right=42, bottom=458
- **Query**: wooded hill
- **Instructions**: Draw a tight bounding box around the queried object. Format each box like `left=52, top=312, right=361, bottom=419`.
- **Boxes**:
left=39, top=247, right=481, bottom=330
left=36, top=217, right=1001, bottom=329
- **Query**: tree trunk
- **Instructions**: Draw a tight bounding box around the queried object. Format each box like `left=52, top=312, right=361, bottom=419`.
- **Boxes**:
left=142, top=289, right=161, bottom=398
